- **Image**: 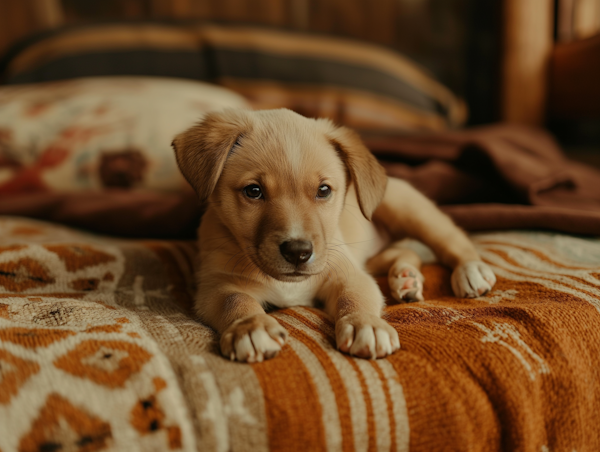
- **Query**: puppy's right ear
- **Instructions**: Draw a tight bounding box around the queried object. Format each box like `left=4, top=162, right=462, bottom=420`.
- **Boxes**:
left=172, top=109, right=251, bottom=204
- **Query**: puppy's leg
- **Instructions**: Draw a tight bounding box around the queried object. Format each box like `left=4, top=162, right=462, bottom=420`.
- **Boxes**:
left=374, top=178, right=496, bottom=298
left=366, top=244, right=425, bottom=302
left=321, top=260, right=400, bottom=359
left=198, top=288, right=288, bottom=363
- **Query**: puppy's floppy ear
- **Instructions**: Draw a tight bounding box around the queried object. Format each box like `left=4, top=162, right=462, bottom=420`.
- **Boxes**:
left=327, top=124, right=388, bottom=221
left=172, top=109, right=251, bottom=205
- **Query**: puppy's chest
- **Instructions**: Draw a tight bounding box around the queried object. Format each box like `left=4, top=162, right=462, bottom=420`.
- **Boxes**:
left=258, top=280, right=319, bottom=308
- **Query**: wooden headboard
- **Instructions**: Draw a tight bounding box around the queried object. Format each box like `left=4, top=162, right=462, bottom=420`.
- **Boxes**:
left=502, top=0, right=600, bottom=125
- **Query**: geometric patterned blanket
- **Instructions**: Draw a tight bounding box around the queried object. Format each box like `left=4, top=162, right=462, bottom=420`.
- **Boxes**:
left=0, top=216, right=599, bottom=452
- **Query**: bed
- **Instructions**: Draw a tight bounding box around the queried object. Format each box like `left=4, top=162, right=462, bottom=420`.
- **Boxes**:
left=0, top=20, right=600, bottom=452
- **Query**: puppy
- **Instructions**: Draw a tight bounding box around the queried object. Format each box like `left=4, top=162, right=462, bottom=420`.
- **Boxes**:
left=172, top=109, right=496, bottom=362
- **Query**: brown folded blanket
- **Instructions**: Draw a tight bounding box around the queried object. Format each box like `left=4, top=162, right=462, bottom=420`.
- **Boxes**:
left=364, top=123, right=600, bottom=235
left=1, top=123, right=598, bottom=237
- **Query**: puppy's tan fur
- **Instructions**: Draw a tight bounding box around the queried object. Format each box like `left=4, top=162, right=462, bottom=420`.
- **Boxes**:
left=173, top=109, right=496, bottom=362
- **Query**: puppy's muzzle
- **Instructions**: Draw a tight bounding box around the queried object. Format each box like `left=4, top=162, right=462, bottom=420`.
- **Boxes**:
left=279, top=240, right=313, bottom=266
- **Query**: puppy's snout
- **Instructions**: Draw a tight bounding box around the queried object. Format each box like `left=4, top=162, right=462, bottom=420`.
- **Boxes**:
left=279, top=240, right=313, bottom=266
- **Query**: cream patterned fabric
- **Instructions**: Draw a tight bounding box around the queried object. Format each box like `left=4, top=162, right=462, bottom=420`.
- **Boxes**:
left=0, top=77, right=249, bottom=194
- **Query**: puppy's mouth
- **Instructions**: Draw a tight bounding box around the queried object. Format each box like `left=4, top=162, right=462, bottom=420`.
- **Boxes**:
left=257, top=263, right=324, bottom=282
left=275, top=272, right=318, bottom=282
left=281, top=271, right=319, bottom=278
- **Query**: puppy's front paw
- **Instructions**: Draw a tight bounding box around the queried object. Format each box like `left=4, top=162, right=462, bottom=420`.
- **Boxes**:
left=336, top=313, right=400, bottom=359
left=451, top=260, right=496, bottom=298
left=389, top=264, right=425, bottom=303
left=220, top=314, right=288, bottom=363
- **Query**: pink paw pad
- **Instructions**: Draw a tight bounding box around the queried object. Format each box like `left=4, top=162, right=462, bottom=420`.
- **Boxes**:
left=400, top=268, right=416, bottom=278
left=402, top=278, right=417, bottom=290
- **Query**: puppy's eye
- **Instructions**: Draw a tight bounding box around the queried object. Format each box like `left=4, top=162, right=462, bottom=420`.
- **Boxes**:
left=243, top=184, right=263, bottom=199
left=317, top=185, right=332, bottom=198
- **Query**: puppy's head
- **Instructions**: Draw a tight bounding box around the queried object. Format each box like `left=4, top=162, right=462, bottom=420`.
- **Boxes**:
left=172, top=109, right=387, bottom=282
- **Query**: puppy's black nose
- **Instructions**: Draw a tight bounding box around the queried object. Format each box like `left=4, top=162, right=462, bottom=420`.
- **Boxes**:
left=279, top=240, right=313, bottom=266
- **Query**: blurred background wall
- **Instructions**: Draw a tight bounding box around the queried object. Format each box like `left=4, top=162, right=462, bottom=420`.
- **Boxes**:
left=0, top=0, right=599, bottom=160
left=0, top=0, right=501, bottom=125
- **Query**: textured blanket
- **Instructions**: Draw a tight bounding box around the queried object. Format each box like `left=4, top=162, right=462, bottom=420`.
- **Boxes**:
left=0, top=216, right=599, bottom=452
left=365, top=124, right=600, bottom=235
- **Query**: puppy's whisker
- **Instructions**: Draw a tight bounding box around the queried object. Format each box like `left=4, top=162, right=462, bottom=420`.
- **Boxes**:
left=327, top=249, right=352, bottom=282
left=325, top=258, right=342, bottom=286
left=328, top=258, right=349, bottom=286
left=222, top=243, right=254, bottom=268
left=328, top=237, right=379, bottom=247
left=322, top=264, right=334, bottom=286
left=227, top=247, right=256, bottom=275
left=202, top=237, right=237, bottom=261
left=223, top=249, right=245, bottom=272
left=224, top=245, right=257, bottom=274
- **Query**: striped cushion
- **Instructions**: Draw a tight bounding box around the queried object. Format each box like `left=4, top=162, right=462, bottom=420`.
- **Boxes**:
left=0, top=22, right=466, bottom=132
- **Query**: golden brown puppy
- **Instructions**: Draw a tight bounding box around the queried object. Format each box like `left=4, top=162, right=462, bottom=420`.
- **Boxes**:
left=172, top=109, right=496, bottom=362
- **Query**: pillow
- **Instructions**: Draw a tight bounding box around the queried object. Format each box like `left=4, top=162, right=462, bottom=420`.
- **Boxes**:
left=0, top=76, right=250, bottom=194
left=0, top=22, right=466, bottom=132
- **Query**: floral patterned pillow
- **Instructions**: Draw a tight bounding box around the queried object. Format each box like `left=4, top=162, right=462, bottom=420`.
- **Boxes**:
left=0, top=77, right=251, bottom=194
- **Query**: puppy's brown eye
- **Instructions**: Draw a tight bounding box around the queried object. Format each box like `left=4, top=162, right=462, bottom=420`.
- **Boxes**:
left=317, top=185, right=331, bottom=198
left=243, top=184, right=263, bottom=199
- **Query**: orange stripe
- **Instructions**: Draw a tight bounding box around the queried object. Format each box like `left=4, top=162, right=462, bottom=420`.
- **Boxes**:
left=480, top=242, right=597, bottom=270
left=486, top=249, right=600, bottom=297
left=251, top=332, right=328, bottom=452
left=280, top=313, right=355, bottom=452
left=371, top=362, right=397, bottom=452
left=346, top=358, right=377, bottom=452
left=283, top=309, right=333, bottom=337
left=286, top=308, right=379, bottom=452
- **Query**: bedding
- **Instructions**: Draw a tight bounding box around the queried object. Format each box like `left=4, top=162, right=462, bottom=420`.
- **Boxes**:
left=2, top=123, right=597, bottom=238
left=0, top=216, right=599, bottom=451
left=364, top=124, right=600, bottom=235
left=1, top=21, right=599, bottom=452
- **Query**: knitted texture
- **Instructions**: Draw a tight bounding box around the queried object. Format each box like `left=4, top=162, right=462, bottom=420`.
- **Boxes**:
left=0, top=217, right=599, bottom=451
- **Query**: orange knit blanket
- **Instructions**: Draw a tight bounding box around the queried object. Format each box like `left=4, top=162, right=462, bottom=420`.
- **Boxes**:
left=0, top=217, right=599, bottom=451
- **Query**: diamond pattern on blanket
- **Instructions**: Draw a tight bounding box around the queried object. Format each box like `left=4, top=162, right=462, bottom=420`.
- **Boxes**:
left=0, top=349, right=40, bottom=404
left=44, top=245, right=116, bottom=272
left=0, top=327, right=75, bottom=348
left=54, top=339, right=152, bottom=387
left=0, top=258, right=54, bottom=291
left=18, top=393, right=112, bottom=452
left=130, top=377, right=183, bottom=450
left=0, top=219, right=196, bottom=452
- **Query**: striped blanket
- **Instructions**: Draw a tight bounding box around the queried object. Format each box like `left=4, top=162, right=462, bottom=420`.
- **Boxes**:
left=0, top=216, right=599, bottom=451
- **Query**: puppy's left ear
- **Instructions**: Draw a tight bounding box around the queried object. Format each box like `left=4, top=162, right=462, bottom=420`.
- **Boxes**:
left=327, top=125, right=388, bottom=221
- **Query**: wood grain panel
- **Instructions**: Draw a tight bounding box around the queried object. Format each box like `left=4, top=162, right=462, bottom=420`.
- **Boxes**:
left=550, top=34, right=600, bottom=118
left=0, top=0, right=46, bottom=56
left=501, top=0, right=554, bottom=125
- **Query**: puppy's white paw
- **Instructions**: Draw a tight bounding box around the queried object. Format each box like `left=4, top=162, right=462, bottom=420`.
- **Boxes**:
left=336, top=313, right=400, bottom=359
left=451, top=260, right=496, bottom=298
left=389, top=264, right=425, bottom=303
left=220, top=314, right=288, bottom=363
